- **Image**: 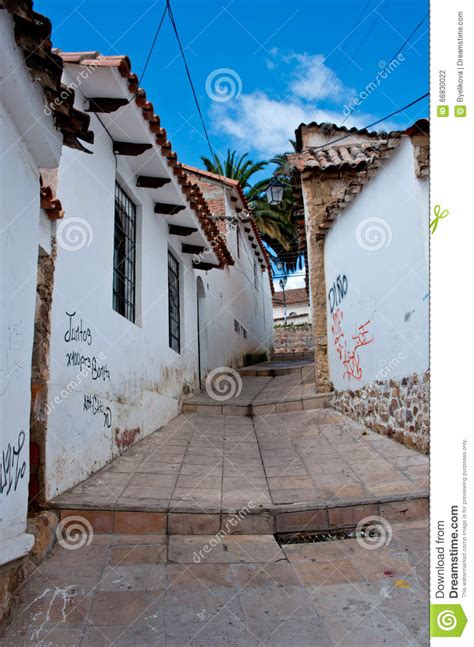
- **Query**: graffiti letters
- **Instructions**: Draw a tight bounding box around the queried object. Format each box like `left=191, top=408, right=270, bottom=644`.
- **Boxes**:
left=328, top=274, right=348, bottom=313
left=331, top=308, right=373, bottom=380
left=66, top=352, right=110, bottom=381
left=64, top=312, right=92, bottom=345
left=0, top=431, right=27, bottom=496
left=83, top=394, right=112, bottom=428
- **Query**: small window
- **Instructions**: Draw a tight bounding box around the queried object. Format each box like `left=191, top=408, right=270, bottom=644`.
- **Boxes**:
left=168, top=251, right=181, bottom=353
left=113, top=183, right=136, bottom=322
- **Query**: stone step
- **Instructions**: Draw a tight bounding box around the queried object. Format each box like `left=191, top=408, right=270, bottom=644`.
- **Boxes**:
left=239, top=360, right=314, bottom=378
left=182, top=392, right=330, bottom=416
left=53, top=495, right=428, bottom=537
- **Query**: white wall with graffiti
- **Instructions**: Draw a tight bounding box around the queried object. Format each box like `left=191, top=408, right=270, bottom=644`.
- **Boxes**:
left=42, top=68, right=273, bottom=499
left=0, top=10, right=63, bottom=565
left=324, top=136, right=429, bottom=391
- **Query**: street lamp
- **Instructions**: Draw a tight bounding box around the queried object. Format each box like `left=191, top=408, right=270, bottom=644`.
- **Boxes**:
left=279, top=275, right=288, bottom=325
left=266, top=180, right=285, bottom=206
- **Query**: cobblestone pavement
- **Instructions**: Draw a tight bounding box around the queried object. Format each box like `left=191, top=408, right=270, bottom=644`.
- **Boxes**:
left=52, top=409, right=428, bottom=513
left=1, top=520, right=428, bottom=646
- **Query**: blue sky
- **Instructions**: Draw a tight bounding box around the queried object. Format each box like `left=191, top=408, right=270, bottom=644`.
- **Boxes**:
left=38, top=0, right=429, bottom=289
left=39, top=0, right=429, bottom=165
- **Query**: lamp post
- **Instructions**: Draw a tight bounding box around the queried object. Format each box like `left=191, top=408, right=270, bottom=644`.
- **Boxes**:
left=265, top=180, right=285, bottom=206
left=278, top=272, right=288, bottom=325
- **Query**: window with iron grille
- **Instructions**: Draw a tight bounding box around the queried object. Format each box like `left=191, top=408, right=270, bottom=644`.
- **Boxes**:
left=168, top=251, right=181, bottom=353
left=113, top=183, right=136, bottom=322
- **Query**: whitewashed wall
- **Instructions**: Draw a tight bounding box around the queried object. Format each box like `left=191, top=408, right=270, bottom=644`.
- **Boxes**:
left=0, top=12, right=62, bottom=564
left=45, top=113, right=273, bottom=499
left=273, top=302, right=310, bottom=323
left=324, top=136, right=429, bottom=391
left=196, top=221, right=273, bottom=375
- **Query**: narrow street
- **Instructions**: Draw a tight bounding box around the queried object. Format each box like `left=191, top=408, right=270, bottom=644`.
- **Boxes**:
left=2, top=521, right=428, bottom=645
left=2, top=363, right=428, bottom=645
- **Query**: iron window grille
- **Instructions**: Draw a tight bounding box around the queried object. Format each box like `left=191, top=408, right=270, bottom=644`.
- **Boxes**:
left=168, top=250, right=181, bottom=353
left=113, top=183, right=136, bottom=322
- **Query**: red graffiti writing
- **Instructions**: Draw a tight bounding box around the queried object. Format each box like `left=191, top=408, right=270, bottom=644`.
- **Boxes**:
left=331, top=309, right=373, bottom=380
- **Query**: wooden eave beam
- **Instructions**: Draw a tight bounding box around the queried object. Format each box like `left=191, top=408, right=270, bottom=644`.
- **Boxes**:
left=86, top=97, right=129, bottom=113
left=182, top=244, right=206, bottom=255
left=193, top=262, right=221, bottom=271
left=154, top=202, right=186, bottom=215
left=113, top=141, right=152, bottom=156
left=169, top=225, right=198, bottom=237
left=136, top=175, right=171, bottom=189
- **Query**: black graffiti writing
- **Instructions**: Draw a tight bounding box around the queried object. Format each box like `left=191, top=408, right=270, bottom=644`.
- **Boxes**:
left=83, top=394, right=112, bottom=428
left=64, top=311, right=92, bottom=346
left=0, top=431, right=26, bottom=496
left=328, top=274, right=349, bottom=313
left=66, top=352, right=110, bottom=381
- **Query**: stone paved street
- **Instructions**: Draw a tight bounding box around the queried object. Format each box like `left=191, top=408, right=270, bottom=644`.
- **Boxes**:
left=51, top=408, right=428, bottom=515
left=1, top=519, right=428, bottom=646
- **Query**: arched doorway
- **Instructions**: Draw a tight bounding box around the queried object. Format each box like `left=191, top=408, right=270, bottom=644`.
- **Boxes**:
left=196, top=277, right=208, bottom=387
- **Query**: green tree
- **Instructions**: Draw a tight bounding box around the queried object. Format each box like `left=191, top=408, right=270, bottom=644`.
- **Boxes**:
left=201, top=148, right=300, bottom=268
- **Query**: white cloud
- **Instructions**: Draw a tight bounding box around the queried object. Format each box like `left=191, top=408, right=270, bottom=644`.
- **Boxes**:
left=210, top=91, right=371, bottom=158
left=209, top=49, right=376, bottom=158
left=285, top=52, right=349, bottom=101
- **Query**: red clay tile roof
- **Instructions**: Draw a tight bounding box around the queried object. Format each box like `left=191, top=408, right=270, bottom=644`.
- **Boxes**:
left=272, top=288, right=309, bottom=306
left=56, top=51, right=234, bottom=267
left=182, top=164, right=272, bottom=277
left=2, top=0, right=93, bottom=152
left=288, top=142, right=389, bottom=173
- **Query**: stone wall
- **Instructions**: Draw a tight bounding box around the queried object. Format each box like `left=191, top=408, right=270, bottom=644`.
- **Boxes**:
left=331, top=371, right=429, bottom=453
left=273, top=324, right=314, bottom=357
left=30, top=242, right=56, bottom=507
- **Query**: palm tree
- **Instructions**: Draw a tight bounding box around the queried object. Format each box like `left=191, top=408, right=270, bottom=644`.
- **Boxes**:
left=200, top=150, right=267, bottom=198
left=200, top=149, right=299, bottom=260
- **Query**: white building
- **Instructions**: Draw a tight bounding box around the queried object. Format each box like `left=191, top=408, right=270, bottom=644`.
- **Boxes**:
left=38, top=52, right=273, bottom=500
left=0, top=1, right=92, bottom=616
left=272, top=287, right=310, bottom=324
left=289, top=120, right=429, bottom=451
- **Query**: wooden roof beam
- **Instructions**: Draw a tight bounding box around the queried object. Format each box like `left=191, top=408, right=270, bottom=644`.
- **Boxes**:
left=154, top=202, right=186, bottom=215
left=136, top=175, right=171, bottom=189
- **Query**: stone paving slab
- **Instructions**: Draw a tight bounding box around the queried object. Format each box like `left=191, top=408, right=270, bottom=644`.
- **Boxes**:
left=182, top=371, right=329, bottom=414
left=51, top=408, right=428, bottom=536
left=1, top=520, right=428, bottom=646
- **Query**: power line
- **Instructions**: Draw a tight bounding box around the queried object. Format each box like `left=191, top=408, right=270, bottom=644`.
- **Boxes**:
left=311, top=92, right=429, bottom=150
left=166, top=1, right=222, bottom=175
left=128, top=0, right=169, bottom=103
left=340, top=10, right=429, bottom=124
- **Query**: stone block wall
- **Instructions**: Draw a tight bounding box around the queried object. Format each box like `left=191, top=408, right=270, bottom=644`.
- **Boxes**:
left=273, top=324, right=314, bottom=357
left=331, top=371, right=429, bottom=453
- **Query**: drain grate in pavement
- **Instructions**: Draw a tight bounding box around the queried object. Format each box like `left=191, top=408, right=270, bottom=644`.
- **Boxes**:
left=276, top=527, right=376, bottom=545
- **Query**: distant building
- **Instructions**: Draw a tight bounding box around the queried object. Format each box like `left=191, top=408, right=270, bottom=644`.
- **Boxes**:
left=272, top=287, right=310, bottom=324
